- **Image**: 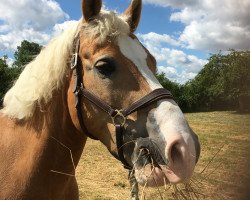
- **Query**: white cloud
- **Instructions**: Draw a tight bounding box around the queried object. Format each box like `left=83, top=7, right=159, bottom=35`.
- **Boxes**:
left=0, top=29, right=50, bottom=51
left=138, top=32, right=207, bottom=83
left=158, top=66, right=198, bottom=84
left=0, top=56, right=14, bottom=66
left=0, top=0, right=68, bottom=31
left=0, top=0, right=69, bottom=51
left=144, top=0, right=250, bottom=51
left=52, top=20, right=78, bottom=37
left=140, top=0, right=250, bottom=82
left=138, top=32, right=180, bottom=47
left=6, top=57, right=14, bottom=66
left=158, top=66, right=177, bottom=78
left=143, top=0, right=197, bottom=8
left=0, top=25, right=10, bottom=33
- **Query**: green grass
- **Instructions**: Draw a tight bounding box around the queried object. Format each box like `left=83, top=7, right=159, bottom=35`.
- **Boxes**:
left=76, top=111, right=250, bottom=200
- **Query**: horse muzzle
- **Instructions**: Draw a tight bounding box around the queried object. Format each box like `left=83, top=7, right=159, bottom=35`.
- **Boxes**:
left=132, top=136, right=199, bottom=187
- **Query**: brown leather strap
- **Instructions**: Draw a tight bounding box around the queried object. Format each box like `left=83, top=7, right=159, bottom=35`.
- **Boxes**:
left=81, top=89, right=117, bottom=117
left=73, top=70, right=98, bottom=140
left=115, top=124, right=131, bottom=169
left=79, top=88, right=173, bottom=169
left=71, top=38, right=98, bottom=140
left=123, top=88, right=173, bottom=116
left=80, top=88, right=173, bottom=119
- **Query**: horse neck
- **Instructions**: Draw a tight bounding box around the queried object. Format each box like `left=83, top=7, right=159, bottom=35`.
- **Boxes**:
left=0, top=84, right=87, bottom=199
left=38, top=84, right=87, bottom=169
left=22, top=83, right=86, bottom=180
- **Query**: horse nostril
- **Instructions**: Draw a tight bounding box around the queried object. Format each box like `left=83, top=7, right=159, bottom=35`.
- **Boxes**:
left=140, top=148, right=150, bottom=158
left=170, top=142, right=183, bottom=164
left=164, top=137, right=197, bottom=183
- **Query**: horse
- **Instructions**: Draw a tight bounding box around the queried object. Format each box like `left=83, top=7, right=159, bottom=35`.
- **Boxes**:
left=0, top=0, right=200, bottom=199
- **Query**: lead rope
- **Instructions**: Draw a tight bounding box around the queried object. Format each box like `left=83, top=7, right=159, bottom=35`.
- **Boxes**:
left=115, top=121, right=138, bottom=199
left=129, top=170, right=139, bottom=200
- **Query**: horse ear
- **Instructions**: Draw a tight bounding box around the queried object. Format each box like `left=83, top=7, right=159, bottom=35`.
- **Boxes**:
left=82, top=0, right=102, bottom=22
left=123, top=0, right=142, bottom=32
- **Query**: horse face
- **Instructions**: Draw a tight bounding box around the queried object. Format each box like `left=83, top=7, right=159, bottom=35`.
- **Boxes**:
left=74, top=0, right=200, bottom=186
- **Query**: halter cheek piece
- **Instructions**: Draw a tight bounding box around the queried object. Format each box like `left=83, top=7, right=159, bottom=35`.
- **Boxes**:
left=71, top=37, right=173, bottom=169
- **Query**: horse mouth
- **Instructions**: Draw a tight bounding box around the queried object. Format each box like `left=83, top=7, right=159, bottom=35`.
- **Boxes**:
left=134, top=163, right=186, bottom=187
left=132, top=137, right=194, bottom=187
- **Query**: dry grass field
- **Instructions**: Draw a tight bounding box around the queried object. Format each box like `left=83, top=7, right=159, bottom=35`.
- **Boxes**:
left=76, top=111, right=250, bottom=200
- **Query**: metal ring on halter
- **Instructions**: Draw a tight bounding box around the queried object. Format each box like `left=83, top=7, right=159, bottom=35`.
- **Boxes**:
left=111, top=109, right=127, bottom=126
left=71, top=53, right=78, bottom=69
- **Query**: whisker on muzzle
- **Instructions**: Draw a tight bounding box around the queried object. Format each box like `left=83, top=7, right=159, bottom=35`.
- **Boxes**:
left=130, top=140, right=227, bottom=199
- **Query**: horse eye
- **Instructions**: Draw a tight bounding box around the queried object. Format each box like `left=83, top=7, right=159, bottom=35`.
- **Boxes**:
left=95, top=59, right=115, bottom=77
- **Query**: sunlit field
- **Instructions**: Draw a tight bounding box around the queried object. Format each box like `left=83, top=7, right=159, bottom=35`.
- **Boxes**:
left=76, top=112, right=250, bottom=200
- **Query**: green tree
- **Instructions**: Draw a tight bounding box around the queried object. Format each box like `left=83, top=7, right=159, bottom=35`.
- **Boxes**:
left=0, top=40, right=42, bottom=107
left=188, top=54, right=227, bottom=110
left=156, top=72, right=190, bottom=111
left=13, top=40, right=42, bottom=68
left=156, top=73, right=180, bottom=96
left=181, top=50, right=250, bottom=112
left=221, top=50, right=250, bottom=111
left=0, top=56, right=13, bottom=106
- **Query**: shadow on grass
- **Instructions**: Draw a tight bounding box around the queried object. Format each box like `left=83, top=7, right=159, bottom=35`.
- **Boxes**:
left=231, top=110, right=250, bottom=115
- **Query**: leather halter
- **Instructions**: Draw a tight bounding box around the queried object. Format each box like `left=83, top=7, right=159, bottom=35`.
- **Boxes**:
left=71, top=37, right=174, bottom=169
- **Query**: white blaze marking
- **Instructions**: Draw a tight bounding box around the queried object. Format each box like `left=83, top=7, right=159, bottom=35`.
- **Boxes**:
left=116, top=36, right=197, bottom=184
left=117, top=35, right=162, bottom=90
left=152, top=101, right=193, bottom=145
left=118, top=35, right=197, bottom=166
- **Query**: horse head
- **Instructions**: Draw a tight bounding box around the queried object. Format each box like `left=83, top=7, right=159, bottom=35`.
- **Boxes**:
left=68, top=0, right=200, bottom=187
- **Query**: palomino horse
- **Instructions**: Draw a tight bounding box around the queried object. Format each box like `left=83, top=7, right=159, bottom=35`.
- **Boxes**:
left=0, top=0, right=200, bottom=199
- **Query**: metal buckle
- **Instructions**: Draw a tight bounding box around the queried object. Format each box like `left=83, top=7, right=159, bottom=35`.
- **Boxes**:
left=75, top=84, right=84, bottom=94
left=111, top=109, right=127, bottom=126
left=71, top=53, right=78, bottom=69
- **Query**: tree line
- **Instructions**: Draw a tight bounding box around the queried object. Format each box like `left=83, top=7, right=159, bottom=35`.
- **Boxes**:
left=157, top=50, right=250, bottom=112
left=0, top=40, right=42, bottom=106
left=1, top=40, right=249, bottom=112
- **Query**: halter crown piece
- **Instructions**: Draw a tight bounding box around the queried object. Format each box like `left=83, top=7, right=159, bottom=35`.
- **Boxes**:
left=71, top=36, right=174, bottom=169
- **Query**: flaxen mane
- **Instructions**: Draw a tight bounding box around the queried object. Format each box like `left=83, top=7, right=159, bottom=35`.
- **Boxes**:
left=1, top=11, right=129, bottom=120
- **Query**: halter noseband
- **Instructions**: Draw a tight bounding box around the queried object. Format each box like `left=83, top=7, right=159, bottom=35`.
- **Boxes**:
left=71, top=37, right=174, bottom=169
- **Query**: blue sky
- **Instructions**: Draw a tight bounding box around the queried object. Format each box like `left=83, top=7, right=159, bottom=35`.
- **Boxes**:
left=0, top=0, right=249, bottom=83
